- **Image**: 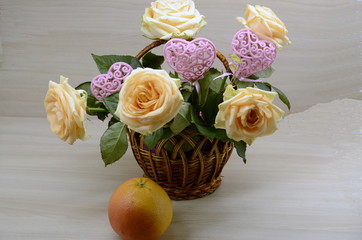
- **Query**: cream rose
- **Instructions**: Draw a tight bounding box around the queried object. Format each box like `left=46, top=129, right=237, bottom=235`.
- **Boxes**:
left=236, top=4, right=291, bottom=49
left=215, top=86, right=284, bottom=145
left=115, top=68, right=183, bottom=135
left=141, top=0, right=207, bottom=40
left=44, top=76, right=88, bottom=145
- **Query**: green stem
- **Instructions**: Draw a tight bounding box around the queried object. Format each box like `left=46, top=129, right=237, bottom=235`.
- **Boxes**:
left=219, top=76, right=228, bottom=93
left=87, top=107, right=108, bottom=113
left=230, top=76, right=237, bottom=87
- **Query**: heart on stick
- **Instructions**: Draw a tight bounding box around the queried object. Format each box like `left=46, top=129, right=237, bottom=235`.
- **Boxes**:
left=164, top=38, right=216, bottom=82
left=91, top=62, right=133, bottom=101
left=230, top=29, right=276, bottom=78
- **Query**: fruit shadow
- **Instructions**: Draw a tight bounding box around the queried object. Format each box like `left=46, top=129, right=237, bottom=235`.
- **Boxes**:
left=157, top=175, right=265, bottom=239
left=158, top=200, right=194, bottom=240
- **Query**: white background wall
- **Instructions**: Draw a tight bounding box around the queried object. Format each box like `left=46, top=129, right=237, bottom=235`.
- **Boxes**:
left=0, top=0, right=361, bottom=117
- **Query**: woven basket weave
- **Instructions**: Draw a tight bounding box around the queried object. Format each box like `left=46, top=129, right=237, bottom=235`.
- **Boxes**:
left=128, top=128, right=234, bottom=200
left=128, top=41, right=233, bottom=200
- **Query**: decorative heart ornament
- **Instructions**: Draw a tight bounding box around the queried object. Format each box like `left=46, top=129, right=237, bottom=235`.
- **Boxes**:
left=164, top=37, right=216, bottom=82
left=230, top=29, right=276, bottom=78
left=91, top=62, right=133, bottom=101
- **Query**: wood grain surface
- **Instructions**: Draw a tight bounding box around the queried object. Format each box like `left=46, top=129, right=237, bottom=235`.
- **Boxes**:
left=0, top=0, right=361, bottom=117
left=1, top=99, right=361, bottom=239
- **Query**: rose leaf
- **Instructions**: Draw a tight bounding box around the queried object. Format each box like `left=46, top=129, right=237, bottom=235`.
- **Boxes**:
left=209, top=75, right=227, bottom=93
left=142, top=52, right=164, bottom=69
left=235, top=81, right=254, bottom=88
left=201, top=91, right=223, bottom=124
left=265, top=82, right=291, bottom=110
left=103, top=92, right=120, bottom=121
left=143, top=128, right=173, bottom=150
left=75, top=81, right=92, bottom=95
left=234, top=141, right=247, bottom=164
left=254, top=82, right=272, bottom=91
left=180, top=82, right=193, bottom=101
left=170, top=102, right=191, bottom=135
left=198, top=68, right=222, bottom=107
left=91, top=54, right=143, bottom=73
left=100, top=122, right=128, bottom=166
left=253, top=66, right=275, bottom=79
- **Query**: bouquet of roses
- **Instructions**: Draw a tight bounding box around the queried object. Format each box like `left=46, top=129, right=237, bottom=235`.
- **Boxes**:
left=45, top=1, right=291, bottom=166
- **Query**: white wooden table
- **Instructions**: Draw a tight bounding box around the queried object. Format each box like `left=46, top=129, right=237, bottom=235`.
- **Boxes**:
left=1, top=99, right=361, bottom=239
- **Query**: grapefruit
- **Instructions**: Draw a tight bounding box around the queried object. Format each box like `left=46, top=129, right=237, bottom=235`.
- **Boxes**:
left=108, top=177, right=173, bottom=240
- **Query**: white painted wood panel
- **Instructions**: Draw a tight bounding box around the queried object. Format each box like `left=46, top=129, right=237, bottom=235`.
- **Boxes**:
left=0, top=0, right=361, bottom=117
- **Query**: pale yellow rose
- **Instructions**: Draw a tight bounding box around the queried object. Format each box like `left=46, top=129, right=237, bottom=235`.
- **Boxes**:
left=215, top=86, right=284, bottom=145
left=44, top=76, right=88, bottom=145
left=115, top=68, right=183, bottom=135
left=141, top=0, right=207, bottom=40
left=236, top=4, right=291, bottom=49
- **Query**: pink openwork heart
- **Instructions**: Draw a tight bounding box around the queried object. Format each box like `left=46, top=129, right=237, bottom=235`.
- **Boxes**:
left=91, top=62, right=133, bottom=101
left=164, top=38, right=216, bottom=82
left=231, top=29, right=276, bottom=78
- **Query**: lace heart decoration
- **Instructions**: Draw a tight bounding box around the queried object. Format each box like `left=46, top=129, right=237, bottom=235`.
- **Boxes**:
left=230, top=29, right=276, bottom=78
left=164, top=38, right=216, bottom=82
left=91, top=62, right=133, bottom=101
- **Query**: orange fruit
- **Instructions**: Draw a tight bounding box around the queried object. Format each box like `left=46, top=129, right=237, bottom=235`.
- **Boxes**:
left=108, top=177, right=173, bottom=240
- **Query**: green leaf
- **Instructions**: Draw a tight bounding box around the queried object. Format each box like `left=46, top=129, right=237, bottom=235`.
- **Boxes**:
left=103, top=92, right=120, bottom=120
left=193, top=124, right=233, bottom=142
left=190, top=106, right=214, bottom=138
left=169, top=71, right=179, bottom=78
left=213, top=128, right=234, bottom=142
left=189, top=105, right=203, bottom=125
left=162, top=128, right=174, bottom=139
left=255, top=82, right=272, bottom=91
left=84, top=95, right=98, bottom=110
left=100, top=122, right=128, bottom=166
left=85, top=97, right=109, bottom=121
left=230, top=64, right=237, bottom=73
left=76, top=81, right=97, bottom=107
left=190, top=106, right=233, bottom=142
left=170, top=103, right=191, bottom=135
left=198, top=68, right=222, bottom=107
left=230, top=53, right=242, bottom=63
left=91, top=54, right=143, bottom=74
left=209, top=75, right=227, bottom=93
left=253, top=66, right=275, bottom=79
left=143, top=129, right=163, bottom=150
left=94, top=109, right=108, bottom=121
left=180, top=82, right=193, bottom=101
left=265, top=83, right=291, bottom=110
left=108, top=117, right=119, bottom=127
left=235, top=81, right=254, bottom=88
left=85, top=95, right=102, bottom=110
left=246, top=74, right=260, bottom=80
left=76, top=82, right=109, bottom=121
left=75, top=81, right=92, bottom=95
left=143, top=128, right=174, bottom=150
left=201, top=91, right=223, bottom=124
left=234, top=141, right=247, bottom=164
left=194, top=124, right=216, bottom=139
left=142, top=52, right=164, bottom=69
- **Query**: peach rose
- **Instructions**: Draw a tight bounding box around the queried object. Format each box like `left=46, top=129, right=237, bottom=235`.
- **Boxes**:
left=115, top=68, right=183, bottom=135
left=215, top=86, right=284, bottom=145
left=44, top=76, right=88, bottom=145
left=236, top=4, right=291, bottom=49
left=141, top=0, right=207, bottom=40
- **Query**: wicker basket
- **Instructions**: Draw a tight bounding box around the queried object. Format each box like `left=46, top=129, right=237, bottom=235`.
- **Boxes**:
left=128, top=128, right=234, bottom=200
left=128, top=41, right=233, bottom=200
